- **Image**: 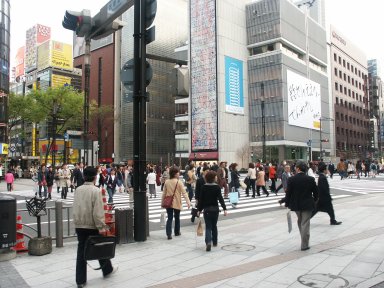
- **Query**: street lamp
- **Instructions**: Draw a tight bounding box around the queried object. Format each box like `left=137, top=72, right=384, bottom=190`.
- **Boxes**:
left=261, top=100, right=266, bottom=163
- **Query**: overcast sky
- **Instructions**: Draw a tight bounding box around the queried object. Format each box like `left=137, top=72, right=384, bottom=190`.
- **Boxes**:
left=9, top=0, right=384, bottom=75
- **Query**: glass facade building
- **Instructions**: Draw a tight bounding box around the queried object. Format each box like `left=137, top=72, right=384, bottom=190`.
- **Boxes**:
left=0, top=0, right=10, bottom=143
left=120, top=0, right=188, bottom=164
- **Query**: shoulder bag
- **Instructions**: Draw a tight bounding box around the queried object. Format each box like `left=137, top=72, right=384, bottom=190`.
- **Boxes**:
left=162, top=180, right=178, bottom=208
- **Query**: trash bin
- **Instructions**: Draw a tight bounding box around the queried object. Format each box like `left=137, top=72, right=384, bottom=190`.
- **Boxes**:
left=115, top=208, right=134, bottom=244
left=0, top=195, right=16, bottom=249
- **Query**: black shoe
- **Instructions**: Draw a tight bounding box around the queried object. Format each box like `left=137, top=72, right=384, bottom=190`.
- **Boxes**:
left=246, top=194, right=249, bottom=197
left=331, top=221, right=342, bottom=225
left=206, top=244, right=211, bottom=251
left=257, top=193, right=261, bottom=196
left=77, top=283, right=86, bottom=288
left=301, top=247, right=310, bottom=251
left=251, top=195, right=255, bottom=198
left=213, top=243, right=217, bottom=247
left=167, top=235, right=172, bottom=240
left=175, top=233, right=181, bottom=236
left=266, top=193, right=269, bottom=197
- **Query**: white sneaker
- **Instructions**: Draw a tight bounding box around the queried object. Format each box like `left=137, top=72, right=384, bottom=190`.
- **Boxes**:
left=104, top=265, right=119, bottom=278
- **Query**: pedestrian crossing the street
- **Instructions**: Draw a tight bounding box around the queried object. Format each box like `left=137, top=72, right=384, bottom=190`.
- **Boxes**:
left=63, top=189, right=351, bottom=223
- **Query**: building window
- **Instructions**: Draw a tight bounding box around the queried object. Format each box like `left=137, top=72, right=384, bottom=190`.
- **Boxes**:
left=348, top=76, right=350, bottom=83
left=344, top=87, right=347, bottom=95
left=335, top=82, right=338, bottom=91
left=336, top=127, right=340, bottom=134
left=334, top=68, right=337, bottom=76
left=348, top=89, right=351, bottom=96
left=336, top=112, right=339, bottom=119
left=339, top=71, right=342, bottom=78
left=334, top=53, right=337, bottom=61
left=347, top=62, right=350, bottom=70
left=339, top=56, right=341, bottom=64
left=343, top=73, right=346, bottom=81
left=343, top=59, right=346, bottom=67
left=336, top=97, right=339, bottom=104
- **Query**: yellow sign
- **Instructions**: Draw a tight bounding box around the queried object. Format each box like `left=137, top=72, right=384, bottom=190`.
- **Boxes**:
left=37, top=40, right=73, bottom=71
left=52, top=74, right=72, bottom=88
left=0, top=143, right=8, bottom=155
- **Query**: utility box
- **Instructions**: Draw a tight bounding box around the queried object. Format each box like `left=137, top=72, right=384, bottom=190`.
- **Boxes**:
left=0, top=195, right=16, bottom=249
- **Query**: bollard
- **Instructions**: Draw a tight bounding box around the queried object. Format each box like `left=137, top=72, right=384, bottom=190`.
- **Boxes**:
left=146, top=195, right=149, bottom=237
left=55, top=200, right=63, bottom=248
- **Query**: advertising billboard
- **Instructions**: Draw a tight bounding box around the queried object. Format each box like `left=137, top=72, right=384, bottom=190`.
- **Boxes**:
left=225, top=56, right=244, bottom=115
left=25, top=24, right=51, bottom=73
left=51, top=74, right=72, bottom=88
left=287, top=70, right=321, bottom=130
left=14, top=46, right=25, bottom=79
left=190, top=0, right=218, bottom=151
left=37, top=40, right=73, bottom=71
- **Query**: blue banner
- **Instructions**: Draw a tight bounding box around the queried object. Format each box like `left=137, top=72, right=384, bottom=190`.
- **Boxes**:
left=225, top=56, right=244, bottom=115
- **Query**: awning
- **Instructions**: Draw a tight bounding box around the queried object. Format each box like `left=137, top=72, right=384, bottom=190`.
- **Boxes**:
left=189, top=151, right=219, bottom=160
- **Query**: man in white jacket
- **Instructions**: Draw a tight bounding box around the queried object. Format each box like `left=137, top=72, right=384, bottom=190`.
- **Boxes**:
left=73, top=167, right=117, bottom=288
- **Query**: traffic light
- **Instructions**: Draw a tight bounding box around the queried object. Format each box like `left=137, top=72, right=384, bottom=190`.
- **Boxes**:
left=145, top=0, right=157, bottom=44
left=62, top=9, right=92, bottom=37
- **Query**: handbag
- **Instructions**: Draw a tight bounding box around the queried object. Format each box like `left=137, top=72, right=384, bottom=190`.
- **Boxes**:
left=161, top=180, right=178, bottom=208
left=196, top=219, right=204, bottom=236
left=244, top=176, right=250, bottom=186
left=84, top=235, right=116, bottom=266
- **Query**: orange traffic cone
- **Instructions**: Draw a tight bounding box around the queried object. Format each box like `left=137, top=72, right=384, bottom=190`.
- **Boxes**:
left=11, top=215, right=28, bottom=253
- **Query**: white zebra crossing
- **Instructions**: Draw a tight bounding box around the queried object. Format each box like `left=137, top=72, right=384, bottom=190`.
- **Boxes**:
left=63, top=190, right=351, bottom=223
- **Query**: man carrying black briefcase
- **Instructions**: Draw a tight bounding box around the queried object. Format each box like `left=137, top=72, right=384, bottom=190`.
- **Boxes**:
left=73, top=167, right=118, bottom=288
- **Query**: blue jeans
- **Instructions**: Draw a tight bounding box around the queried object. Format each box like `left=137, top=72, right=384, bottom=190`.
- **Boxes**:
left=186, top=184, right=193, bottom=200
left=166, top=208, right=180, bottom=236
left=107, top=187, right=115, bottom=203
left=203, top=210, right=219, bottom=245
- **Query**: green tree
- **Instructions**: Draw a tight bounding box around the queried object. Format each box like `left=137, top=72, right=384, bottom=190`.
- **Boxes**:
left=25, top=86, right=84, bottom=165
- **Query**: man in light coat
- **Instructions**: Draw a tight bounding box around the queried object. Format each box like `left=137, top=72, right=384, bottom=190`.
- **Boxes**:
left=73, top=167, right=117, bottom=287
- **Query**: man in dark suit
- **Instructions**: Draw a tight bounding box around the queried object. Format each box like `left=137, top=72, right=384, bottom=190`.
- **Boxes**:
left=73, top=162, right=85, bottom=188
left=285, top=161, right=318, bottom=251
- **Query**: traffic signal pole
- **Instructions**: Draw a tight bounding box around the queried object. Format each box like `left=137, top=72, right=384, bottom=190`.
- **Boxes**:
left=133, top=0, right=147, bottom=241
left=83, top=39, right=91, bottom=165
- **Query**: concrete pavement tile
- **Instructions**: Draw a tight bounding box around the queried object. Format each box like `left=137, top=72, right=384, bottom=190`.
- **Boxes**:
left=288, top=254, right=329, bottom=270
left=250, top=280, right=288, bottom=288
left=199, top=279, right=232, bottom=288
left=31, top=279, right=73, bottom=288
left=340, top=274, right=370, bottom=287
left=178, top=263, right=225, bottom=277
left=342, top=260, right=379, bottom=279
left=263, top=266, right=309, bottom=286
left=221, top=271, right=271, bottom=288
left=356, top=249, right=384, bottom=264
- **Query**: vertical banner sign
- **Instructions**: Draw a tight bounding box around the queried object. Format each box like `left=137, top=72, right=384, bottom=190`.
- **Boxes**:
left=190, top=0, right=218, bottom=151
left=225, top=56, right=244, bottom=115
left=287, top=70, right=321, bottom=130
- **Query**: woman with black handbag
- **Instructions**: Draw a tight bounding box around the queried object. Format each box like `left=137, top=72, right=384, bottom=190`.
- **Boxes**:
left=73, top=167, right=118, bottom=288
left=161, top=167, right=191, bottom=240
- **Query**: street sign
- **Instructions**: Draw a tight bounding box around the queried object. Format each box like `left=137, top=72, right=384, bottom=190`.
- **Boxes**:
left=64, top=133, right=69, bottom=141
left=307, top=140, right=312, bottom=147
left=10, top=145, right=16, bottom=153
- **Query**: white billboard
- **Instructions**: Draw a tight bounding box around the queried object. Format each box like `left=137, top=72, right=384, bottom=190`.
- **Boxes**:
left=287, top=70, right=321, bottom=130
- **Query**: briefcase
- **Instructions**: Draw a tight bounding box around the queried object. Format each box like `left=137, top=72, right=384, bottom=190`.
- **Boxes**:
left=84, top=235, right=117, bottom=261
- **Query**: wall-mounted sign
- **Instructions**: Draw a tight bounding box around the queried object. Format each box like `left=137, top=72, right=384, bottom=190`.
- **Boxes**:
left=225, top=56, right=244, bottom=115
left=287, top=70, right=321, bottom=130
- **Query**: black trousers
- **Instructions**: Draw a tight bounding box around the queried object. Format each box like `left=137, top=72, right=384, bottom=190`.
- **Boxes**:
left=311, top=204, right=336, bottom=223
left=75, top=228, right=113, bottom=285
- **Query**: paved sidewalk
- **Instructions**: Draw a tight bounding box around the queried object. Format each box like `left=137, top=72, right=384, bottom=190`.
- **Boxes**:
left=3, top=191, right=384, bottom=287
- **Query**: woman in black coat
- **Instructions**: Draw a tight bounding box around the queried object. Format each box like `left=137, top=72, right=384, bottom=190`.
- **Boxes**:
left=312, top=162, right=342, bottom=225
left=197, top=171, right=227, bottom=251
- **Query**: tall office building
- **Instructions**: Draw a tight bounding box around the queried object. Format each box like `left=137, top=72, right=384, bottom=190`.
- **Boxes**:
left=189, top=0, right=249, bottom=165
left=0, top=0, right=10, bottom=158
left=368, top=59, right=383, bottom=157
left=119, top=0, right=189, bottom=164
left=328, top=26, right=369, bottom=159
left=246, top=0, right=329, bottom=162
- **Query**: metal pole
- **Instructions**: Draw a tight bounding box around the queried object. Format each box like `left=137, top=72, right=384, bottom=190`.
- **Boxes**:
left=320, top=118, right=322, bottom=160
left=133, top=0, right=147, bottom=241
left=83, top=39, right=91, bottom=165
left=55, top=200, right=63, bottom=247
left=261, top=100, right=266, bottom=162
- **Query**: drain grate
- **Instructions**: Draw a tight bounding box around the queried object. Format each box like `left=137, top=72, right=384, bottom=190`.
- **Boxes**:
left=298, top=273, right=349, bottom=288
left=221, top=244, right=255, bottom=252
